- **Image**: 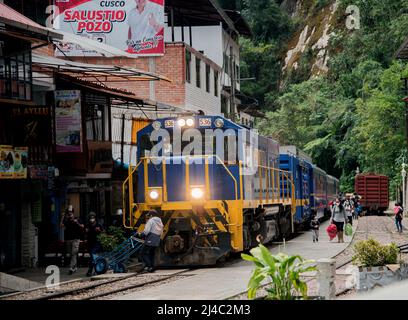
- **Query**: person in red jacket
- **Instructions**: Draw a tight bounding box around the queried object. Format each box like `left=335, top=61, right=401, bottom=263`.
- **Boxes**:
left=394, top=203, right=403, bottom=233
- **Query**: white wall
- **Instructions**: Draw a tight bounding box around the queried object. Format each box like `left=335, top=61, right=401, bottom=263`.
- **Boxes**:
left=221, top=29, right=241, bottom=91
left=164, top=25, right=223, bottom=66
left=185, top=54, right=221, bottom=115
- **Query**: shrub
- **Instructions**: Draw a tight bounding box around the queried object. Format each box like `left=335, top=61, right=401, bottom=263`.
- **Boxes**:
left=97, top=226, right=126, bottom=252
left=242, top=244, right=316, bottom=300
left=352, top=238, right=400, bottom=267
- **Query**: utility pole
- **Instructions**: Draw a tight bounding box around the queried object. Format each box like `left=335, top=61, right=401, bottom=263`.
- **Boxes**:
left=402, top=164, right=406, bottom=216
left=229, top=46, right=236, bottom=123
left=404, top=79, right=408, bottom=149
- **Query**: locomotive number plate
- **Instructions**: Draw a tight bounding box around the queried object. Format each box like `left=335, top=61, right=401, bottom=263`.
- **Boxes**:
left=164, top=120, right=174, bottom=128
left=199, top=118, right=212, bottom=127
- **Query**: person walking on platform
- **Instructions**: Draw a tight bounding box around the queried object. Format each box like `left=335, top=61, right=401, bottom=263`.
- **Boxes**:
left=310, top=215, right=320, bottom=243
left=137, top=210, right=164, bottom=273
left=85, top=212, right=103, bottom=276
left=331, top=198, right=348, bottom=243
left=343, top=197, right=354, bottom=226
left=61, top=206, right=84, bottom=275
left=394, top=203, right=404, bottom=233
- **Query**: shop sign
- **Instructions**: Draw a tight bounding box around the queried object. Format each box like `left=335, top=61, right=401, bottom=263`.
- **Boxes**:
left=88, top=141, right=112, bottom=173
left=11, top=106, right=51, bottom=146
left=0, top=145, right=28, bottom=179
left=55, top=90, right=82, bottom=153
left=54, top=0, right=165, bottom=57
left=28, top=165, right=48, bottom=180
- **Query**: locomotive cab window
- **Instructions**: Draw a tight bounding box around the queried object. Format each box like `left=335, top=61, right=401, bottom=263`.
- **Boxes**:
left=139, top=134, right=153, bottom=157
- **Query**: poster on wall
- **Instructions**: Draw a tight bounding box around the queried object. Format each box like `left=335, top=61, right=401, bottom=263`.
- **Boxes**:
left=54, top=0, right=165, bottom=57
left=0, top=145, right=15, bottom=179
left=0, top=145, right=28, bottom=179
left=55, top=90, right=82, bottom=153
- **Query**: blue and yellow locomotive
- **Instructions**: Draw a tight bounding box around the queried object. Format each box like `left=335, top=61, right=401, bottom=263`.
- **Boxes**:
left=122, top=116, right=339, bottom=266
left=122, top=116, right=296, bottom=266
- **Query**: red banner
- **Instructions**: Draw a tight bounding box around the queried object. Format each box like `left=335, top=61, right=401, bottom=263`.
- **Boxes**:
left=54, top=0, right=165, bottom=57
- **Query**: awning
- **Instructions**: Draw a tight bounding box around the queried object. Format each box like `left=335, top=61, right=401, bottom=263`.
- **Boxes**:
left=396, top=36, right=408, bottom=59
left=32, top=54, right=171, bottom=83
left=50, top=29, right=136, bottom=58
left=0, top=3, right=62, bottom=42
left=166, top=0, right=239, bottom=35
left=59, top=75, right=189, bottom=118
left=224, top=10, right=252, bottom=38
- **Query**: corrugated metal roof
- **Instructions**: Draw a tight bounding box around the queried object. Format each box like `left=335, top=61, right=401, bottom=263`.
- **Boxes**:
left=0, top=3, right=62, bottom=40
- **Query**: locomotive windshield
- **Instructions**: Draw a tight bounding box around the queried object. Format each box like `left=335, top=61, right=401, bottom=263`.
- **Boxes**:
left=139, top=128, right=239, bottom=163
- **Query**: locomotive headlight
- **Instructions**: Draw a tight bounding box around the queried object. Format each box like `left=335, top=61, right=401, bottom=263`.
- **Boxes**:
left=214, top=118, right=224, bottom=128
left=152, top=121, right=161, bottom=130
left=177, top=119, right=186, bottom=127
left=149, top=190, right=160, bottom=200
left=191, top=187, right=204, bottom=200
left=186, top=118, right=195, bottom=127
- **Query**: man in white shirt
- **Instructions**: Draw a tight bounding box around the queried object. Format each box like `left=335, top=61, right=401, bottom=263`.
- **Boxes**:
left=127, top=0, right=164, bottom=47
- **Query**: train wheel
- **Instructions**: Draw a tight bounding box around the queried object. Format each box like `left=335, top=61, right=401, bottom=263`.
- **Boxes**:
left=243, top=225, right=251, bottom=249
left=114, top=262, right=127, bottom=273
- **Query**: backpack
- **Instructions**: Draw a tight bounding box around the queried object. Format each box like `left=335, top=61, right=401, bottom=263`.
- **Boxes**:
left=397, top=207, right=403, bottom=219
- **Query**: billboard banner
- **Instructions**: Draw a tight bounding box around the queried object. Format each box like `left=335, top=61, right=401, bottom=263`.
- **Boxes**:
left=54, top=0, right=165, bottom=57
left=55, top=90, right=82, bottom=153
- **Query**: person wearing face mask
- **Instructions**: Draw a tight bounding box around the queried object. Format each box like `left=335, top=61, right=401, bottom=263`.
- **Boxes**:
left=85, top=212, right=104, bottom=277
left=60, top=206, right=84, bottom=275
left=331, top=198, right=348, bottom=243
left=137, top=209, right=164, bottom=273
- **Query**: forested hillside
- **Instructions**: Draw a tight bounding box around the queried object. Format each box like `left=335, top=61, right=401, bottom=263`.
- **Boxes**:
left=221, top=0, right=408, bottom=194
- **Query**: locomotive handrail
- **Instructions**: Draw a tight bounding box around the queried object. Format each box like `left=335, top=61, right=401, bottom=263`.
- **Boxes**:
left=257, top=165, right=295, bottom=206
left=122, top=160, right=143, bottom=229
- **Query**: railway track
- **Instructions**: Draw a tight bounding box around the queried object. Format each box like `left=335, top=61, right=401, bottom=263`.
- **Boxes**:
left=0, top=269, right=191, bottom=301
left=43, top=269, right=191, bottom=300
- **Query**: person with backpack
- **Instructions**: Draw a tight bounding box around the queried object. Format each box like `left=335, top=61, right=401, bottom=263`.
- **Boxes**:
left=137, top=209, right=164, bottom=272
left=394, top=203, right=404, bottom=233
left=331, top=198, right=348, bottom=243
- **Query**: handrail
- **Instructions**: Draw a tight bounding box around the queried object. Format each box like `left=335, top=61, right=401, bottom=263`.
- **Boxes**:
left=122, top=160, right=142, bottom=229
left=244, top=164, right=295, bottom=205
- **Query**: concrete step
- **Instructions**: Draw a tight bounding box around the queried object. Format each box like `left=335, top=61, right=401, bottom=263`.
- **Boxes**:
left=0, top=272, right=42, bottom=292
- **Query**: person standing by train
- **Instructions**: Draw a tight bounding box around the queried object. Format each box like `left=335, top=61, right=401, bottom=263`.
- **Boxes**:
left=85, top=212, right=103, bottom=277
left=394, top=203, right=404, bottom=233
left=331, top=198, right=348, bottom=243
left=137, top=210, right=164, bottom=272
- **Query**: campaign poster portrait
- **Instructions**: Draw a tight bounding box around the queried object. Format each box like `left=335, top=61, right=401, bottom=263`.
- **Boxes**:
left=54, top=0, right=165, bottom=57
left=55, top=90, right=82, bottom=153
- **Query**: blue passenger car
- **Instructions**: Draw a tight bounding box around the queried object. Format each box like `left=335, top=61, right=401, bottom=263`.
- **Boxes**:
left=280, top=146, right=340, bottom=225
left=279, top=147, right=313, bottom=228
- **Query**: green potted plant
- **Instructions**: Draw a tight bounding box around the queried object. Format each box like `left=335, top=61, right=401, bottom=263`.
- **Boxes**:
left=242, top=244, right=316, bottom=300
left=97, top=226, right=126, bottom=253
left=352, top=238, right=407, bottom=291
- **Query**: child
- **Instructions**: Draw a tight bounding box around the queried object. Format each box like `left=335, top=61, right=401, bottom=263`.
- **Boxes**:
left=310, top=215, right=320, bottom=242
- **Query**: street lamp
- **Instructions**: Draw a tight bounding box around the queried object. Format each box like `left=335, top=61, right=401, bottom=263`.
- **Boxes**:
left=401, top=164, right=407, bottom=215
